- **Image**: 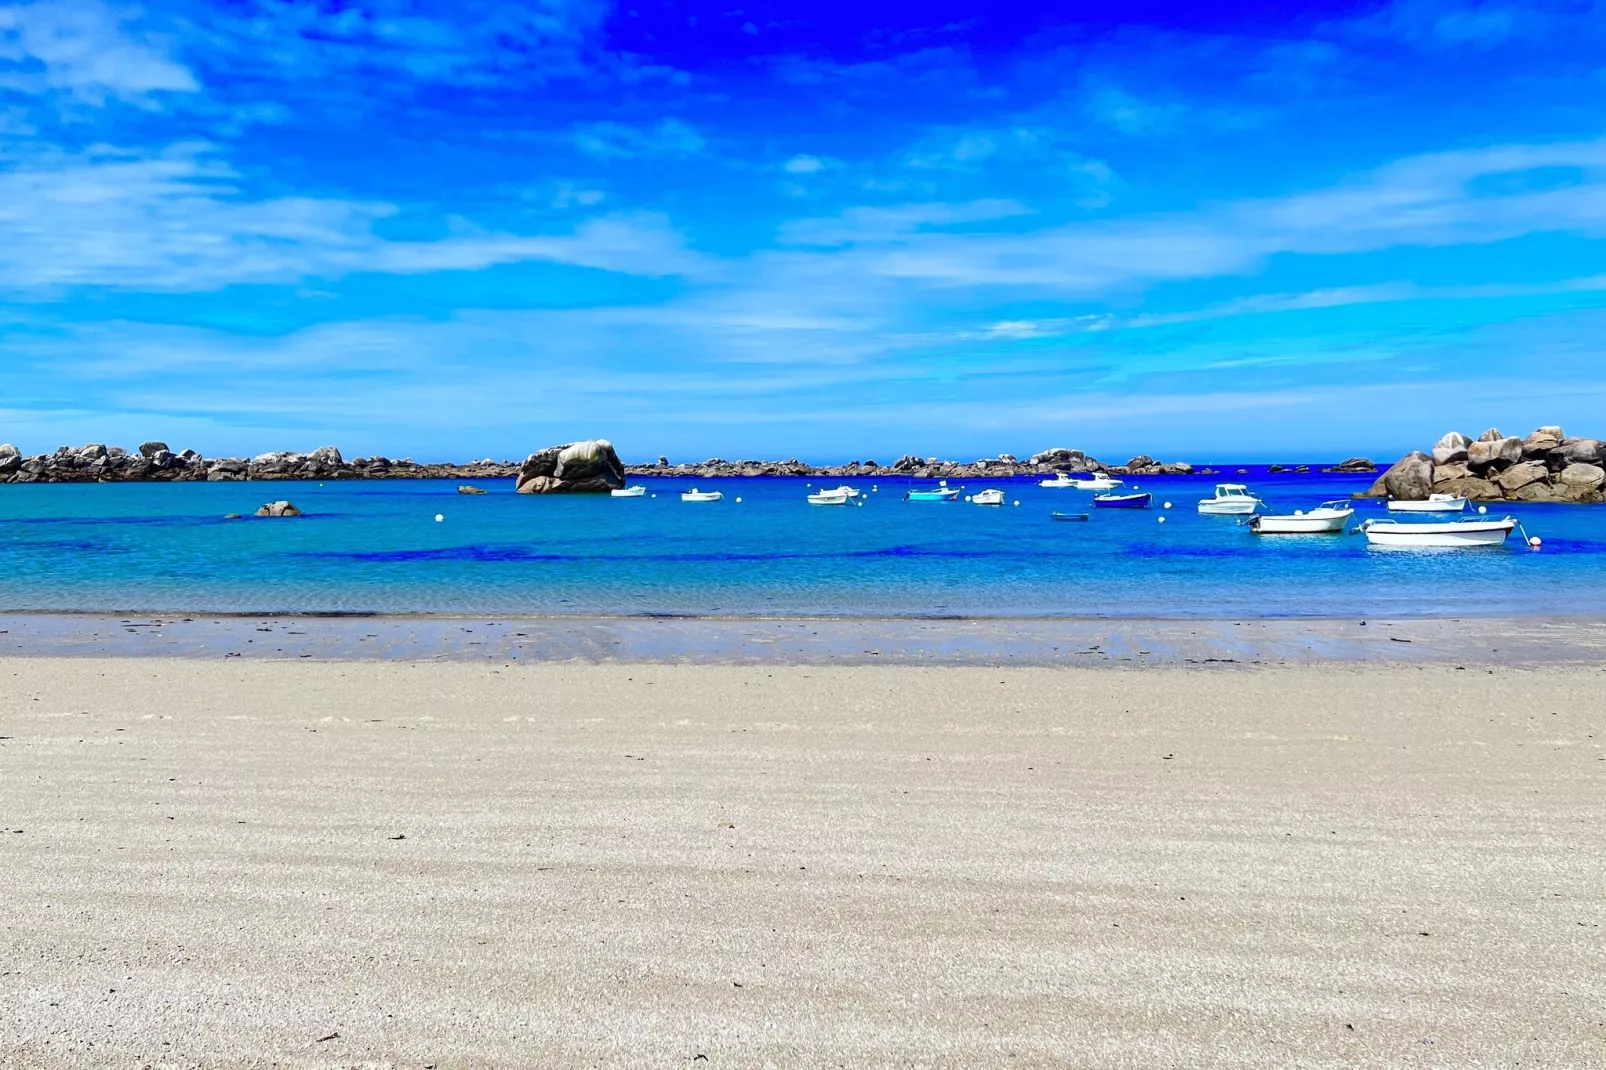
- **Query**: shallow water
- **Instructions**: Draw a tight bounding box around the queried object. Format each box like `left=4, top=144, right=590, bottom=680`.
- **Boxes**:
left=3, top=471, right=1604, bottom=617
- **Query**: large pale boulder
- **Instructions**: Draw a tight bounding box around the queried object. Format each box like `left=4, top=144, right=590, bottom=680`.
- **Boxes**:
left=1467, top=436, right=1522, bottom=471
left=1476, top=427, right=1504, bottom=442
left=1494, top=461, right=1548, bottom=493
left=1521, top=427, right=1564, bottom=458
left=138, top=441, right=169, bottom=458
left=255, top=500, right=302, bottom=517
left=1431, top=431, right=1470, bottom=465
left=1431, top=461, right=1470, bottom=484
left=307, top=445, right=344, bottom=468
left=1557, top=463, right=1605, bottom=491
left=515, top=439, right=625, bottom=494
left=1510, top=482, right=1558, bottom=502
left=1432, top=476, right=1501, bottom=500
left=1360, top=451, right=1432, bottom=500
left=0, top=443, right=20, bottom=475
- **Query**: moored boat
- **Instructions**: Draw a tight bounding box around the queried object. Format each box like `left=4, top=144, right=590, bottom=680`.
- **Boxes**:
left=971, top=488, right=1006, bottom=505
left=806, top=489, right=851, bottom=505
left=906, top=480, right=961, bottom=501
left=681, top=488, right=723, bottom=502
left=611, top=485, right=646, bottom=498
left=1248, top=500, right=1354, bottom=534
left=1050, top=511, right=1090, bottom=521
left=1040, top=471, right=1123, bottom=490
left=1093, top=491, right=1151, bottom=509
left=1198, top=483, right=1262, bottom=515
left=1358, top=516, right=1516, bottom=547
left=1387, top=494, right=1468, bottom=513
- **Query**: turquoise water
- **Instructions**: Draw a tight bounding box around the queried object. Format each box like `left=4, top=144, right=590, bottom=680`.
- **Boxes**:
left=3, top=472, right=1605, bottom=617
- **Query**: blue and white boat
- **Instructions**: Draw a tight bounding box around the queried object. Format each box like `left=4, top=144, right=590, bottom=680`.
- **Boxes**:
left=905, top=480, right=960, bottom=501
left=1093, top=491, right=1152, bottom=509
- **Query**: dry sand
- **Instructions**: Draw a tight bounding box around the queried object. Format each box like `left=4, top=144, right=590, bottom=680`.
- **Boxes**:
left=2, top=658, right=1604, bottom=1068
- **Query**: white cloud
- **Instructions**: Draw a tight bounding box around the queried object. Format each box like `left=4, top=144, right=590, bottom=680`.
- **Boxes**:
left=0, top=0, right=197, bottom=101
left=784, top=138, right=1606, bottom=293
left=0, top=143, right=704, bottom=289
left=783, top=154, right=827, bottom=174
left=574, top=118, right=705, bottom=160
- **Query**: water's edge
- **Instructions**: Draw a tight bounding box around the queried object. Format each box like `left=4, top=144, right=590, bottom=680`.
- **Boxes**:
left=4, top=613, right=1603, bottom=666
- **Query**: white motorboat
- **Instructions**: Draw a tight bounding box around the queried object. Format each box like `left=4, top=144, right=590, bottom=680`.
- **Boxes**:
left=681, top=488, right=723, bottom=502
left=1039, top=471, right=1123, bottom=491
left=1358, top=516, right=1516, bottom=547
left=1197, top=483, right=1262, bottom=515
left=971, top=488, right=1006, bottom=505
left=826, top=485, right=860, bottom=498
left=611, top=485, right=646, bottom=498
left=806, top=489, right=851, bottom=505
left=1248, top=500, right=1354, bottom=534
left=1387, top=494, right=1468, bottom=513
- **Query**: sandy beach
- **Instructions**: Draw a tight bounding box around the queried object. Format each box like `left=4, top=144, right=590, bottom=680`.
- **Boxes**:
left=3, top=657, right=1604, bottom=1068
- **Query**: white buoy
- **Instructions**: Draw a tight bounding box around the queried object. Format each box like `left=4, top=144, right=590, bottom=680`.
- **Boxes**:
left=1012, top=500, right=1020, bottom=506
left=1158, top=516, right=1167, bottom=524
left=1529, top=536, right=1542, bottom=549
left=651, top=493, right=657, bottom=498
left=1163, top=501, right=1172, bottom=509
left=735, top=497, right=742, bottom=503
left=1478, top=505, right=1488, bottom=514
left=434, top=513, right=444, bottom=522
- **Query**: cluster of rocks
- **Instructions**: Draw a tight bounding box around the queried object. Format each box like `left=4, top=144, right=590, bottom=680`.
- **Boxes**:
left=0, top=441, right=520, bottom=484
left=622, top=448, right=1204, bottom=481
left=1359, top=426, right=1606, bottom=503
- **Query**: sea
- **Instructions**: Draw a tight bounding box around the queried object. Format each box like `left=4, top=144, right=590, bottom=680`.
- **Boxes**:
left=4, top=469, right=1606, bottom=618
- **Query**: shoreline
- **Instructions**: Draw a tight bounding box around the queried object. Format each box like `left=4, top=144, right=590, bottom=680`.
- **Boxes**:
left=4, top=611, right=1604, bottom=665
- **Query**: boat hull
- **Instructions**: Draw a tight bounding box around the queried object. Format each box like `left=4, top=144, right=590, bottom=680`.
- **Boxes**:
left=806, top=493, right=850, bottom=505
left=1360, top=519, right=1514, bottom=547
left=1387, top=497, right=1468, bottom=513
left=611, top=486, right=645, bottom=498
left=681, top=492, right=723, bottom=502
left=1249, top=511, right=1351, bottom=534
left=906, top=491, right=960, bottom=501
left=1198, top=501, right=1259, bottom=515
left=1050, top=512, right=1090, bottom=521
left=1093, top=493, right=1151, bottom=509
left=972, top=490, right=1006, bottom=505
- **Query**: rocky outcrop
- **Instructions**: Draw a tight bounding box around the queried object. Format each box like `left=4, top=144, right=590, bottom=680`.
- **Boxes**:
left=0, top=441, right=525, bottom=484
left=254, top=500, right=302, bottom=517
left=1359, top=425, right=1606, bottom=503
left=1323, top=457, right=1377, bottom=473
left=515, top=439, right=625, bottom=494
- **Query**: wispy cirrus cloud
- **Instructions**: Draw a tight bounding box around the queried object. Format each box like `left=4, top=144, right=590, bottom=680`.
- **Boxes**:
left=573, top=117, right=705, bottom=159
left=0, top=0, right=197, bottom=101
left=0, top=142, right=705, bottom=290
left=778, top=139, right=1606, bottom=293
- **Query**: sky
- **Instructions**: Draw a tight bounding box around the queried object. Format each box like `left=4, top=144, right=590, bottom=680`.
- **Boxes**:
left=2, top=0, right=1605, bottom=464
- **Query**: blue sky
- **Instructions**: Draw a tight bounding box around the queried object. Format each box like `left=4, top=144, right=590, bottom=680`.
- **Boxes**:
left=2, top=0, right=1605, bottom=463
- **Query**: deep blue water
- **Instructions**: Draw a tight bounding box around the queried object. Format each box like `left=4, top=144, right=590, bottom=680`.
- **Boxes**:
left=3, top=471, right=1605, bottom=617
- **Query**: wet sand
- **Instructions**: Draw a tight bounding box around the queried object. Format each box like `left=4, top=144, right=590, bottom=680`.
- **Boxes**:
left=3, top=658, right=1604, bottom=1067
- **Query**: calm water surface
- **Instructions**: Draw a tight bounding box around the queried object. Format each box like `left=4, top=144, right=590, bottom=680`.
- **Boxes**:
left=3, top=471, right=1605, bottom=617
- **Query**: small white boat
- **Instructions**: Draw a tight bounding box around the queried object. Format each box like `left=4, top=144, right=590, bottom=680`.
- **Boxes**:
left=681, top=488, right=723, bottom=502
left=1358, top=516, right=1516, bottom=547
left=971, top=488, right=1006, bottom=505
left=806, top=489, right=851, bottom=505
left=827, top=485, right=860, bottom=498
left=1198, top=483, right=1262, bottom=515
left=1248, top=500, right=1354, bottom=534
left=1387, top=494, right=1468, bottom=513
left=1039, top=471, right=1123, bottom=490
left=611, top=485, right=646, bottom=498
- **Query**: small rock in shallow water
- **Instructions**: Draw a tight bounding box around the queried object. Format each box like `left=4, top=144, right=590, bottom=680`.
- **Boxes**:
left=254, top=500, right=302, bottom=517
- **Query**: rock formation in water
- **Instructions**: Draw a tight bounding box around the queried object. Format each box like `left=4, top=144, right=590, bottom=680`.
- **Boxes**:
left=1359, top=426, right=1604, bottom=503
left=254, top=500, right=303, bottom=517
left=515, top=439, right=626, bottom=494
